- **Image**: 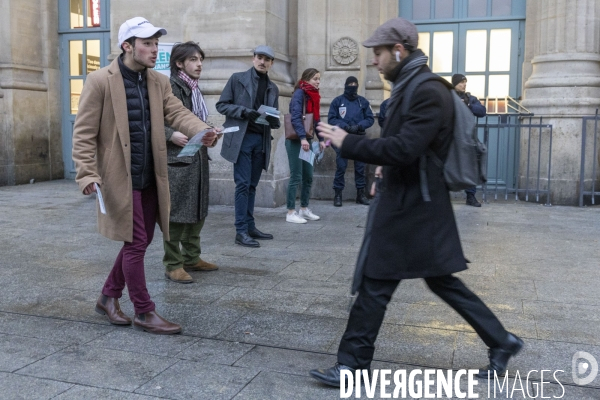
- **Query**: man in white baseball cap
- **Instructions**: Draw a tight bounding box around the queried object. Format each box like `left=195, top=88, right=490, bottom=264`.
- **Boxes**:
left=72, top=16, right=219, bottom=335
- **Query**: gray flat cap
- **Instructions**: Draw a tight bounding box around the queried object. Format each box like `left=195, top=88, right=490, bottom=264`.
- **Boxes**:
left=362, top=17, right=419, bottom=50
left=253, top=45, right=275, bottom=60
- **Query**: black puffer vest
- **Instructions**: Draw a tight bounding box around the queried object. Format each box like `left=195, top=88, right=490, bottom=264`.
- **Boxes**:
left=118, top=56, right=154, bottom=190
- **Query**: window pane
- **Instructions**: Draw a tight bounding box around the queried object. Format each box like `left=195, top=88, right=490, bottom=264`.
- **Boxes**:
left=468, top=0, right=487, bottom=17
left=69, top=41, right=83, bottom=76
left=489, top=29, right=511, bottom=71
left=465, top=75, right=485, bottom=98
left=432, top=32, right=453, bottom=73
left=441, top=76, right=452, bottom=84
left=413, top=0, right=431, bottom=20
left=70, top=0, right=83, bottom=29
left=492, top=0, right=512, bottom=16
left=418, top=32, right=431, bottom=61
left=86, top=40, right=101, bottom=74
left=435, top=0, right=454, bottom=19
left=88, top=0, right=101, bottom=27
left=465, top=30, right=487, bottom=72
left=70, top=79, right=84, bottom=114
left=488, top=75, right=510, bottom=97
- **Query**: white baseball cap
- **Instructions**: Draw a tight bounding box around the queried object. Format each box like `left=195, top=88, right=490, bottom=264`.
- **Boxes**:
left=118, top=17, right=167, bottom=47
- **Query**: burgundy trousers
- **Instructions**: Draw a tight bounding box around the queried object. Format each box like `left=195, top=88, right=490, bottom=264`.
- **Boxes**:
left=102, top=186, right=157, bottom=314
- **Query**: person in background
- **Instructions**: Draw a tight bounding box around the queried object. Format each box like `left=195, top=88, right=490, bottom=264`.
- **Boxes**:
left=452, top=73, right=486, bottom=207
left=327, top=76, right=375, bottom=207
left=216, top=45, right=280, bottom=248
left=72, top=17, right=218, bottom=335
left=162, top=41, right=219, bottom=284
left=285, top=68, right=327, bottom=224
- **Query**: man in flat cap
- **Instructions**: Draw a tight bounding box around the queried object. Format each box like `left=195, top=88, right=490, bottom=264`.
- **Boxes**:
left=311, top=17, right=523, bottom=387
left=72, top=17, right=218, bottom=335
left=217, top=45, right=281, bottom=248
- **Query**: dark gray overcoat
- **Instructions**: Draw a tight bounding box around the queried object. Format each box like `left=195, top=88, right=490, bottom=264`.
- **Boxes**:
left=164, top=75, right=210, bottom=224
left=342, top=64, right=467, bottom=280
left=216, top=67, right=280, bottom=170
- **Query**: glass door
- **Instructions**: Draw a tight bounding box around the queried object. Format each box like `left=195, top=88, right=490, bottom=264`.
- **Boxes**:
left=59, top=0, right=109, bottom=179
left=417, top=20, right=522, bottom=189
left=60, top=33, right=110, bottom=179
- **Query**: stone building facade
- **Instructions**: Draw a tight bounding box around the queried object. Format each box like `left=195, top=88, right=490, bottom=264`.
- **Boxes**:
left=1, top=0, right=599, bottom=205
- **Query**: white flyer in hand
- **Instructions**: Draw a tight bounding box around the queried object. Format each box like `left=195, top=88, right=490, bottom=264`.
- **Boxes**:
left=299, top=148, right=315, bottom=166
left=178, top=127, right=240, bottom=158
left=94, top=183, right=107, bottom=215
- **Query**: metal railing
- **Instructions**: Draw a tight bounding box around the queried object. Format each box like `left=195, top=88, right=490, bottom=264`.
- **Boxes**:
left=477, top=115, right=553, bottom=206
left=579, top=110, right=600, bottom=206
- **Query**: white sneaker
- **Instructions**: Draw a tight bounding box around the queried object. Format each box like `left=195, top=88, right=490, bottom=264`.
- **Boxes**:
left=286, top=211, right=307, bottom=224
left=299, top=208, right=320, bottom=221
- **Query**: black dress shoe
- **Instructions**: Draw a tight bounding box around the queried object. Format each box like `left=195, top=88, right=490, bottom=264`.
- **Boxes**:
left=310, top=363, right=355, bottom=388
left=477, top=333, right=524, bottom=379
left=248, top=228, right=273, bottom=240
left=235, top=232, right=260, bottom=247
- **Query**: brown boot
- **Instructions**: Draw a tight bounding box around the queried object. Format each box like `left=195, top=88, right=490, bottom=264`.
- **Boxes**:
left=95, top=294, right=132, bottom=325
left=164, top=268, right=194, bottom=283
left=184, top=258, right=218, bottom=271
left=133, top=311, right=182, bottom=335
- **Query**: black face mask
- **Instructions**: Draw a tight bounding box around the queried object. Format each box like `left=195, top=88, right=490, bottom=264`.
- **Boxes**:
left=344, top=85, right=358, bottom=100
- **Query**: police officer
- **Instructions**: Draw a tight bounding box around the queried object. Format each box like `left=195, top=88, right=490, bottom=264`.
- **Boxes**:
left=327, top=76, right=374, bottom=207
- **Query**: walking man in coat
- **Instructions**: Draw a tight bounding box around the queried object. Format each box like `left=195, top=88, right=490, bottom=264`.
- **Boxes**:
left=327, top=76, right=375, bottom=207
left=162, top=41, right=220, bottom=284
left=72, top=17, right=217, bottom=334
left=216, top=45, right=281, bottom=248
left=311, top=18, right=523, bottom=386
left=452, top=73, right=487, bottom=207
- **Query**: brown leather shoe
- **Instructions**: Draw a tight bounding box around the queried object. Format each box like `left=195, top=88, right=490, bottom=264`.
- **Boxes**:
left=133, top=311, right=182, bottom=335
left=95, top=294, right=132, bottom=325
left=184, top=258, right=218, bottom=271
left=165, top=268, right=194, bottom=283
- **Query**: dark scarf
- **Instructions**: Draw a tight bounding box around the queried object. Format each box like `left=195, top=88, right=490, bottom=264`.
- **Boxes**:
left=298, top=81, right=321, bottom=122
left=388, top=49, right=429, bottom=108
left=343, top=85, right=359, bottom=101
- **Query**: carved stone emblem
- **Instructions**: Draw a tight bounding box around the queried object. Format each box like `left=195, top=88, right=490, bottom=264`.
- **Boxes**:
left=332, top=37, right=358, bottom=65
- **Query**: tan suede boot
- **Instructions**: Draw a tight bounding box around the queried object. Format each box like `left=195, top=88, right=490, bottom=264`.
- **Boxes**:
left=164, top=268, right=194, bottom=283
left=184, top=259, right=218, bottom=271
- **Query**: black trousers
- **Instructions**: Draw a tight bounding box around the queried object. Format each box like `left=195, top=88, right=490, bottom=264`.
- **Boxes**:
left=337, top=275, right=508, bottom=370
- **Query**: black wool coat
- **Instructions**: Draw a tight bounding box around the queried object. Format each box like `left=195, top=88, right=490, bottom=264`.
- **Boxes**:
left=342, top=64, right=467, bottom=280
left=164, top=75, right=210, bottom=224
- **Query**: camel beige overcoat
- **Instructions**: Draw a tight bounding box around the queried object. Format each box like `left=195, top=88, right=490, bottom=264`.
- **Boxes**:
left=72, top=57, right=210, bottom=242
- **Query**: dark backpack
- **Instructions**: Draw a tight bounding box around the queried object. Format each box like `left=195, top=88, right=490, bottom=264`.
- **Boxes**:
left=400, top=72, right=487, bottom=201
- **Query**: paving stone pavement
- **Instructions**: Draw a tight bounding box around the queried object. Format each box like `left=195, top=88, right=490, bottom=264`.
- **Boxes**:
left=1, top=180, right=600, bottom=399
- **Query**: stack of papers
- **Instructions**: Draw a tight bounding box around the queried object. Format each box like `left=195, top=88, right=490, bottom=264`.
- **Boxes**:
left=255, top=105, right=280, bottom=125
left=178, top=126, right=239, bottom=158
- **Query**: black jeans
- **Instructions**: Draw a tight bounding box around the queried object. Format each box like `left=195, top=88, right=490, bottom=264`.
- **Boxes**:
left=337, top=275, right=508, bottom=370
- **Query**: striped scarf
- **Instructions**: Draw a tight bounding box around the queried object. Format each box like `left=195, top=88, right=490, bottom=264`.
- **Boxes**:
left=178, top=70, right=208, bottom=122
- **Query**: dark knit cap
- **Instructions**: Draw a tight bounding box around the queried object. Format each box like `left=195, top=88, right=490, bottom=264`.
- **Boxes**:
left=345, top=76, right=359, bottom=86
left=452, top=74, right=467, bottom=87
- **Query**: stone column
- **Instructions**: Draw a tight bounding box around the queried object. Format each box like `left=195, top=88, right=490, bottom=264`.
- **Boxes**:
left=296, top=0, right=397, bottom=200
left=111, top=0, right=295, bottom=207
left=0, top=0, right=62, bottom=186
left=522, top=0, right=600, bottom=204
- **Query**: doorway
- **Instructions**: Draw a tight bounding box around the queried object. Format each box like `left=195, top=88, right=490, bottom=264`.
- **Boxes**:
left=58, top=0, right=110, bottom=179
